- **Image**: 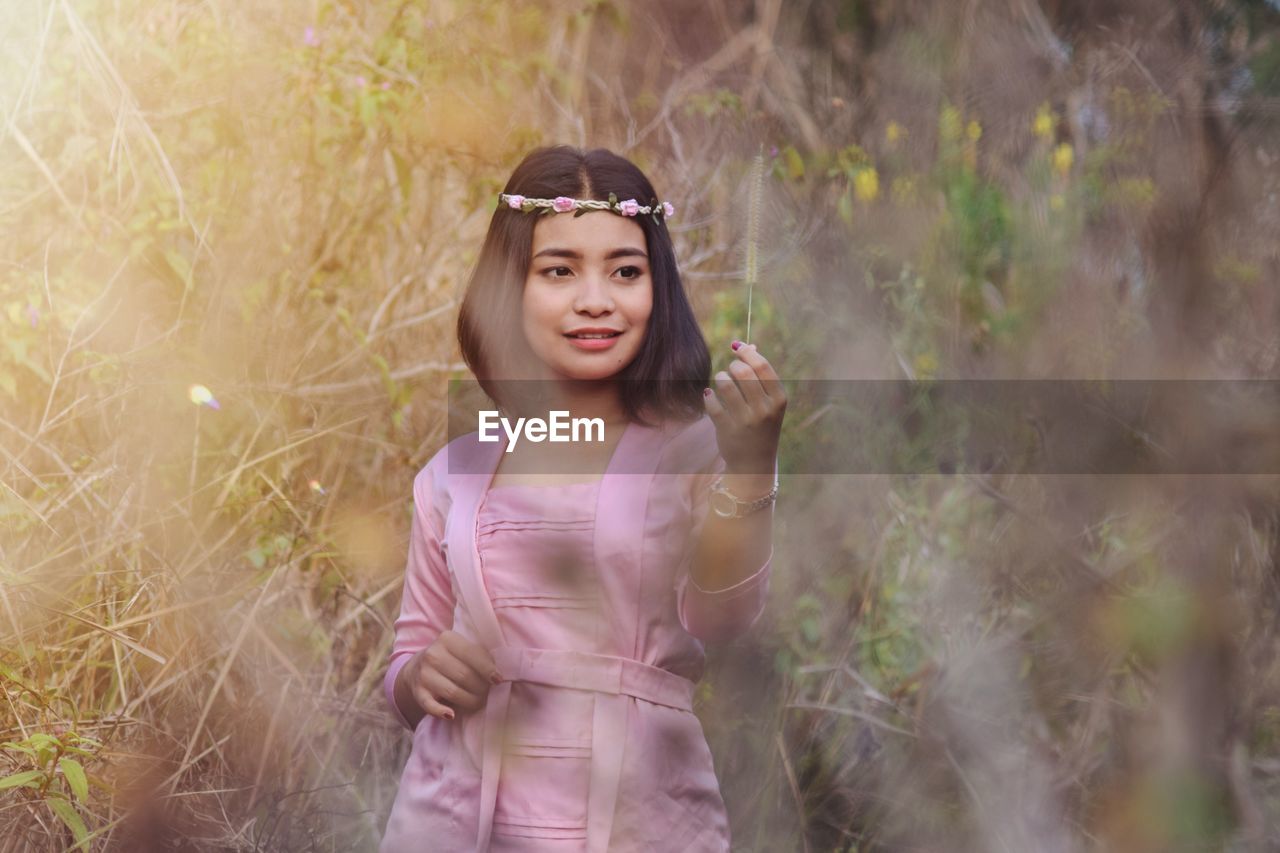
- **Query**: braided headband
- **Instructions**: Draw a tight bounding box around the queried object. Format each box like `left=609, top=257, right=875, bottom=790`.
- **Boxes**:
left=499, top=192, right=675, bottom=223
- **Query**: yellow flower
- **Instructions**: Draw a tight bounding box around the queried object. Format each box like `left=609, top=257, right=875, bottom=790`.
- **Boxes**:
left=939, top=104, right=962, bottom=142
left=1033, top=102, right=1054, bottom=140
left=886, top=121, right=904, bottom=144
left=1053, top=142, right=1074, bottom=176
left=913, top=351, right=938, bottom=378
left=1049, top=193, right=1065, bottom=211
left=853, top=167, right=880, bottom=203
left=966, top=120, right=982, bottom=142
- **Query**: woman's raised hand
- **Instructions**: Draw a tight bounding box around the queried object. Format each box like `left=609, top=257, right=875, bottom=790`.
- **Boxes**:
left=402, top=630, right=502, bottom=721
left=703, top=341, right=787, bottom=473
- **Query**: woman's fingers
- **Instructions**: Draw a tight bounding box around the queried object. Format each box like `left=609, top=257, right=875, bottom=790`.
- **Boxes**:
left=422, top=666, right=488, bottom=713
left=442, top=631, right=502, bottom=684
left=732, top=343, right=786, bottom=403
left=705, top=341, right=787, bottom=472
left=413, top=683, right=458, bottom=721
left=415, top=630, right=499, bottom=717
left=712, top=369, right=751, bottom=421
left=726, top=358, right=771, bottom=419
left=438, top=649, right=491, bottom=698
left=714, top=357, right=775, bottom=423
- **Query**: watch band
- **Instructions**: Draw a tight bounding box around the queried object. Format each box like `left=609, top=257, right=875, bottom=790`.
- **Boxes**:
left=709, top=474, right=778, bottom=518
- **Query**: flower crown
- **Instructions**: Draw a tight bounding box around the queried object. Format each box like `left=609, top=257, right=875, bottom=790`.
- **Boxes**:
left=499, top=192, right=675, bottom=223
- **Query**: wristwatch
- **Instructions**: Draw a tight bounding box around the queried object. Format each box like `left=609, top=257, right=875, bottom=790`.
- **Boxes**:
left=709, top=474, right=779, bottom=518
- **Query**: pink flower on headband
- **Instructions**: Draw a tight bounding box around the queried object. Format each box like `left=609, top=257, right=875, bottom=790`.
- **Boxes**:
left=553, top=196, right=576, bottom=212
left=619, top=199, right=640, bottom=216
left=506, top=194, right=524, bottom=209
left=662, top=201, right=675, bottom=217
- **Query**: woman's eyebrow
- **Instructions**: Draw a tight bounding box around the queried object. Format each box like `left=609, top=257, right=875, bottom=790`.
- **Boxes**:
left=532, top=247, right=648, bottom=261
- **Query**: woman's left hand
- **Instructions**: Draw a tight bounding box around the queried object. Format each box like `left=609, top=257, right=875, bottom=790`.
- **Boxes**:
left=703, top=341, right=787, bottom=474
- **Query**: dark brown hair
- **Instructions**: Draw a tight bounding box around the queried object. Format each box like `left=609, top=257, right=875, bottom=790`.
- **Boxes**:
left=456, top=145, right=710, bottom=429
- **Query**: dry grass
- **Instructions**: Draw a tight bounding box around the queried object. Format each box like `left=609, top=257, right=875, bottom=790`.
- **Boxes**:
left=3, top=0, right=1280, bottom=850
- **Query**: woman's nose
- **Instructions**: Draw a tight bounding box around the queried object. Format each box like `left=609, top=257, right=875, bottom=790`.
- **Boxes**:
left=573, top=275, right=614, bottom=312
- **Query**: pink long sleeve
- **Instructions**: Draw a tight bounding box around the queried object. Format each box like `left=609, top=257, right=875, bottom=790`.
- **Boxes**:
left=383, top=459, right=455, bottom=731
left=674, top=452, right=776, bottom=644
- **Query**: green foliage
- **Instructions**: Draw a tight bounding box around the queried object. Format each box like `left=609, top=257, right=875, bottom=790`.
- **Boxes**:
left=1250, top=37, right=1280, bottom=94
left=867, top=262, right=941, bottom=380
left=836, top=0, right=871, bottom=33
left=707, top=289, right=776, bottom=365
left=682, top=88, right=745, bottom=119
left=936, top=166, right=1011, bottom=321
left=1, top=730, right=101, bottom=849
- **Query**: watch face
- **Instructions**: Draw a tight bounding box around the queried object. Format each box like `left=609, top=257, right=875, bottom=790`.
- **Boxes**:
left=710, top=491, right=737, bottom=517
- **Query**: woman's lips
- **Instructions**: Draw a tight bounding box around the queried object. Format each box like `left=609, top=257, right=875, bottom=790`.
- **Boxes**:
left=564, top=331, right=622, bottom=351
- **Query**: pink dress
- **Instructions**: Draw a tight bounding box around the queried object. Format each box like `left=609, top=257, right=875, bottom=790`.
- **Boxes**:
left=380, top=415, right=774, bottom=852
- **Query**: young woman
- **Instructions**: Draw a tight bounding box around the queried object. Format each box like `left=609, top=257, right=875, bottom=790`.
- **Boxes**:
left=380, top=145, right=786, bottom=852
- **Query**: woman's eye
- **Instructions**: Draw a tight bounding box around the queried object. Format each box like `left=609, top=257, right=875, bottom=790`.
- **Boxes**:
left=544, top=266, right=572, bottom=278
left=617, top=266, right=643, bottom=279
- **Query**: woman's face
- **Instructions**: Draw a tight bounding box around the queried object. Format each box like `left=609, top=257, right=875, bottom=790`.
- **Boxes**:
left=521, top=210, right=653, bottom=382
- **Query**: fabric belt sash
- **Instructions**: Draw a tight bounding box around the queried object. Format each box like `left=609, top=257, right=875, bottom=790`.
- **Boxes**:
left=477, top=646, right=695, bottom=851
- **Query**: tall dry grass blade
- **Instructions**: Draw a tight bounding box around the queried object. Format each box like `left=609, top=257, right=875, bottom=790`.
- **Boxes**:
left=775, top=731, right=811, bottom=853
left=35, top=604, right=167, bottom=665
left=167, top=570, right=279, bottom=796
left=57, top=0, right=200, bottom=247
left=0, top=1, right=57, bottom=131
left=744, top=145, right=764, bottom=342
left=7, top=125, right=87, bottom=234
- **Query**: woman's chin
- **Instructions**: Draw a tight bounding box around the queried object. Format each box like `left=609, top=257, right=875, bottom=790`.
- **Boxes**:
left=541, top=356, right=631, bottom=383
left=553, top=366, right=621, bottom=382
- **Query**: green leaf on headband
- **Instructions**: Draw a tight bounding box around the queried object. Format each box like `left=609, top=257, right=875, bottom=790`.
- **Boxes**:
left=521, top=200, right=534, bottom=212
left=574, top=208, right=587, bottom=217
left=608, top=192, right=618, bottom=205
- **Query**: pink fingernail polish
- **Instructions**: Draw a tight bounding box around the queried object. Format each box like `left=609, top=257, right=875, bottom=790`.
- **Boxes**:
left=491, top=672, right=503, bottom=684
left=443, top=709, right=455, bottom=720
left=731, top=340, right=742, bottom=351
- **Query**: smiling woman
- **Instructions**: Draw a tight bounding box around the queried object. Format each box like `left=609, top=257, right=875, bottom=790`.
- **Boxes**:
left=381, top=145, right=783, bottom=853
left=455, top=146, right=711, bottom=430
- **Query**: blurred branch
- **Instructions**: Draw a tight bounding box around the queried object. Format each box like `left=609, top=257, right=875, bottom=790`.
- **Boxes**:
left=278, top=360, right=466, bottom=399
left=631, top=23, right=761, bottom=149
left=785, top=700, right=916, bottom=738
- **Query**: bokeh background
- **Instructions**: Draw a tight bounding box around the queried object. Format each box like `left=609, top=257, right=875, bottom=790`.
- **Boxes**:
left=4, top=0, right=1280, bottom=850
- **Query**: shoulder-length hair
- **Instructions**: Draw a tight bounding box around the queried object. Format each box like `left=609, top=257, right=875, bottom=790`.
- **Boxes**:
left=456, top=145, right=710, bottom=429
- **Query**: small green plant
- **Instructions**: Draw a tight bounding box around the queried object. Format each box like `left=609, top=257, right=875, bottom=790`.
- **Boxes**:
left=1, top=729, right=102, bottom=851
